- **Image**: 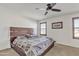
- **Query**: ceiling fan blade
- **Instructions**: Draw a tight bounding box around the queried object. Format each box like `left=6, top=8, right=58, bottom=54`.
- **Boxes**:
left=39, top=8, right=46, bottom=10
left=44, top=11, right=48, bottom=15
left=36, top=8, right=46, bottom=11
left=51, top=9, right=61, bottom=12
left=51, top=3, right=56, bottom=7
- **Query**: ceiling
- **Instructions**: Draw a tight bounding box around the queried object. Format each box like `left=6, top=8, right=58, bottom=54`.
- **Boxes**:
left=0, top=3, right=79, bottom=20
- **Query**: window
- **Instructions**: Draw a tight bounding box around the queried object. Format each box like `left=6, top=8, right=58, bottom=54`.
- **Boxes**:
left=40, top=22, right=47, bottom=35
left=72, top=17, right=79, bottom=39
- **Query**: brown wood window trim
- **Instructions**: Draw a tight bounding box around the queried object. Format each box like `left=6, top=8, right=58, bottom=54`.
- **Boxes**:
left=40, top=22, right=47, bottom=36
left=72, top=17, right=79, bottom=39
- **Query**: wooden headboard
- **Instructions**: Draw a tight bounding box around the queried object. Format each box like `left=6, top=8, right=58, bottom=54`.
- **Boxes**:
left=10, top=27, right=33, bottom=43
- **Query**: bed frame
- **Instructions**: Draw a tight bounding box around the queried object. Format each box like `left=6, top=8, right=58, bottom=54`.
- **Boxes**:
left=10, top=27, right=55, bottom=56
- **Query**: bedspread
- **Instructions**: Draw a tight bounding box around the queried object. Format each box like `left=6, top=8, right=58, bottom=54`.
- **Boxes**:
left=13, top=36, right=54, bottom=56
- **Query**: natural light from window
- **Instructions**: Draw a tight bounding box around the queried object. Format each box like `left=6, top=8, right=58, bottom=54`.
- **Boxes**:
left=73, top=18, right=79, bottom=39
left=74, top=19, right=79, bottom=38
left=40, top=22, right=47, bottom=35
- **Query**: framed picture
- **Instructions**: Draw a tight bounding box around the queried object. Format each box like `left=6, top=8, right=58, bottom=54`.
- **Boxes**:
left=52, top=22, right=63, bottom=29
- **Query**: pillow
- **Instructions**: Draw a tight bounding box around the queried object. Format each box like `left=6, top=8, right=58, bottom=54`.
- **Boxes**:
left=25, top=34, right=31, bottom=38
left=31, top=35, right=37, bottom=37
left=17, top=35, right=26, bottom=39
left=11, top=37, right=17, bottom=43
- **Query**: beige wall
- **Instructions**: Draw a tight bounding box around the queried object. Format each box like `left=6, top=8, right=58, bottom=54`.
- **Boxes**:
left=37, top=12, right=79, bottom=48
left=0, top=8, right=37, bottom=50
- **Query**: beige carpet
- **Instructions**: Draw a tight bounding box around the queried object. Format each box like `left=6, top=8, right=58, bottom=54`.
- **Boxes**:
left=45, top=43, right=79, bottom=56
left=0, top=43, right=79, bottom=56
left=0, top=48, right=19, bottom=56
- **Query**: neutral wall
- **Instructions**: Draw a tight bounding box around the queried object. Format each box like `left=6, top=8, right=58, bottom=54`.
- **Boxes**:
left=0, top=7, right=37, bottom=50
left=38, top=12, right=79, bottom=48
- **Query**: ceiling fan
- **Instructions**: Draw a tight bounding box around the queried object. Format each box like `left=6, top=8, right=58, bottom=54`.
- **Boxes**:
left=36, top=3, right=61, bottom=15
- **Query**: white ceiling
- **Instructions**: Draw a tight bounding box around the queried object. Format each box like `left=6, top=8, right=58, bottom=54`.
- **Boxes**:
left=0, top=3, right=79, bottom=20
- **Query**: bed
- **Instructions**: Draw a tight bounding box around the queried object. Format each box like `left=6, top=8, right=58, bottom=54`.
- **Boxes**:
left=10, top=27, right=55, bottom=56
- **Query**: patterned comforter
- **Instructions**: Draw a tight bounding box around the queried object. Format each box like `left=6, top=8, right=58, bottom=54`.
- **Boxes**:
left=12, top=36, right=54, bottom=56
